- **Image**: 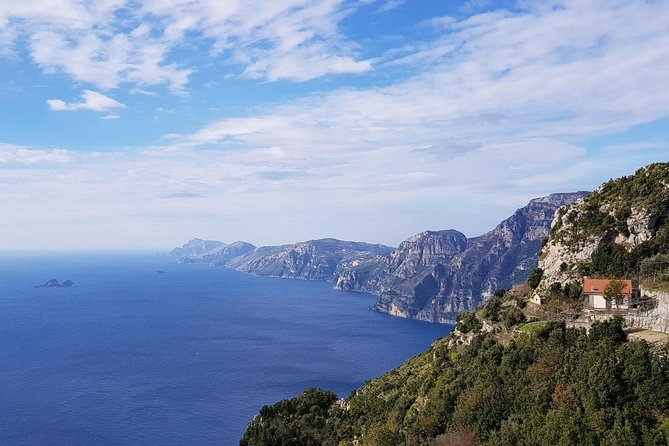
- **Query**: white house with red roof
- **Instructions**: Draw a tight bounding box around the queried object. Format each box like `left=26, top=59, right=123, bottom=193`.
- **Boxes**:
left=583, top=278, right=634, bottom=311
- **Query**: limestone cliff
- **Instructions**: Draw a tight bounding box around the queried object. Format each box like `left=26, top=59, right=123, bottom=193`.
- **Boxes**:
left=180, top=241, right=256, bottom=265
left=537, top=163, right=669, bottom=291
left=172, top=194, right=587, bottom=323
left=170, top=238, right=225, bottom=258
left=226, top=239, right=393, bottom=281
left=363, top=192, right=588, bottom=322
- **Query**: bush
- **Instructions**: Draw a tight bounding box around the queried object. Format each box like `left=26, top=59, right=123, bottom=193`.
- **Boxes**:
left=527, top=268, right=543, bottom=289
left=500, top=306, right=525, bottom=329
left=456, top=311, right=482, bottom=333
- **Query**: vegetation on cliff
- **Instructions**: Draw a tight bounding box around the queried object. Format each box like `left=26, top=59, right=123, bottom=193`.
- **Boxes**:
left=241, top=164, right=669, bottom=446
left=551, top=163, right=669, bottom=244
left=538, top=163, right=669, bottom=294
left=241, top=313, right=669, bottom=446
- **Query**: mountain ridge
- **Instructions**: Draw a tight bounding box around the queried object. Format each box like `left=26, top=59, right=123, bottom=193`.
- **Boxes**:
left=172, top=192, right=588, bottom=323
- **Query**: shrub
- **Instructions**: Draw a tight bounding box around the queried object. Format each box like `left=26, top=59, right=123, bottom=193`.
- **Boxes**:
left=527, top=268, right=543, bottom=289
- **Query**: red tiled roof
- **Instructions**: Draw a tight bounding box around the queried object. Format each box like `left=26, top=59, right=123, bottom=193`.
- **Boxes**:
left=582, top=278, right=633, bottom=295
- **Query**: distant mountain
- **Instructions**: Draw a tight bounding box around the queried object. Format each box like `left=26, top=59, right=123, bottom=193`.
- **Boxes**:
left=335, top=192, right=589, bottom=322
left=227, top=238, right=393, bottom=281
left=173, top=192, right=587, bottom=323
left=170, top=238, right=225, bottom=257
left=180, top=241, right=256, bottom=265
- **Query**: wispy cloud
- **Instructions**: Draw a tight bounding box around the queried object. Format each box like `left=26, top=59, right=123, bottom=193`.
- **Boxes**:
left=0, top=0, right=379, bottom=90
left=1, top=1, right=668, bottom=250
left=47, top=90, right=126, bottom=112
left=0, top=144, right=72, bottom=165
left=376, top=0, right=405, bottom=14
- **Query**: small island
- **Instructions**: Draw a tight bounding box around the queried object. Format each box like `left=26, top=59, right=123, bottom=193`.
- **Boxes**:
left=35, top=279, right=74, bottom=288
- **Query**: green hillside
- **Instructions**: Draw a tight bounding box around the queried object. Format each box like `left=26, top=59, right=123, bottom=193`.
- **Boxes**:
left=240, top=317, right=669, bottom=446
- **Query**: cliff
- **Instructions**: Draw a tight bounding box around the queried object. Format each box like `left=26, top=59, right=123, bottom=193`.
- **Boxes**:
left=337, top=192, right=588, bottom=323
left=226, top=238, right=393, bottom=281
left=179, top=241, right=256, bottom=265
left=537, top=163, right=669, bottom=292
left=173, top=193, right=587, bottom=323
left=170, top=238, right=225, bottom=258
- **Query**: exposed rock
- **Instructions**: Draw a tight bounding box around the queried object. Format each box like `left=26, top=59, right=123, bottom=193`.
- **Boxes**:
left=170, top=238, right=224, bottom=258
left=365, top=192, right=588, bottom=323
left=36, top=279, right=74, bottom=288
left=172, top=193, right=587, bottom=324
left=227, top=239, right=393, bottom=281
left=625, top=208, right=658, bottom=247
left=537, top=163, right=669, bottom=292
left=181, top=241, right=256, bottom=265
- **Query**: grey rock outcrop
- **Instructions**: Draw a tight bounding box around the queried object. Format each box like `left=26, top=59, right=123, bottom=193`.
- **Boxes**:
left=363, top=192, right=589, bottom=322
left=537, top=163, right=669, bottom=290
left=181, top=241, right=256, bottom=265
left=172, top=193, right=587, bottom=323
left=171, top=238, right=225, bottom=258
left=227, top=239, right=393, bottom=281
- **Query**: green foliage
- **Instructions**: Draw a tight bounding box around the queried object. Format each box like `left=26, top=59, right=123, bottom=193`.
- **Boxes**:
left=242, top=317, right=669, bottom=446
left=527, top=268, right=543, bottom=289
left=239, top=388, right=338, bottom=446
left=589, top=316, right=627, bottom=345
left=481, top=294, right=505, bottom=322
left=500, top=306, right=525, bottom=329
left=551, top=164, right=669, bottom=245
left=518, top=321, right=549, bottom=333
left=549, top=282, right=562, bottom=295
left=641, top=254, right=669, bottom=276
left=562, top=282, right=583, bottom=301
left=456, top=311, right=482, bottom=333
left=604, top=281, right=627, bottom=304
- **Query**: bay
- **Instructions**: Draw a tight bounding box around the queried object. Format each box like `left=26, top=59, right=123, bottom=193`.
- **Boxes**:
left=0, top=253, right=452, bottom=445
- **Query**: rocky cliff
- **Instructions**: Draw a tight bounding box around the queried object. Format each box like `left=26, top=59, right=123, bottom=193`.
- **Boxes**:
left=226, top=238, right=393, bottom=281
left=355, top=192, right=589, bottom=322
left=173, top=193, right=587, bottom=323
left=537, top=163, right=669, bottom=292
left=180, top=241, right=256, bottom=265
left=170, top=238, right=225, bottom=257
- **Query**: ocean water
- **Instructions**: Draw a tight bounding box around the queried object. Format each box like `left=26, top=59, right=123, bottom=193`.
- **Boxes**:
left=0, top=253, right=452, bottom=445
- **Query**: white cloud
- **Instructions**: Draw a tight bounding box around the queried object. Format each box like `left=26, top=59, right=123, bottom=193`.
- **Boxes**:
left=376, top=0, right=405, bottom=13
left=47, top=90, right=126, bottom=112
left=1, top=1, right=669, bottom=250
left=0, top=144, right=72, bottom=165
left=0, top=0, right=379, bottom=90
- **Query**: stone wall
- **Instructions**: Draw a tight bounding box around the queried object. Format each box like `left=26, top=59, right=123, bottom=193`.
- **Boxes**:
left=624, top=288, right=669, bottom=334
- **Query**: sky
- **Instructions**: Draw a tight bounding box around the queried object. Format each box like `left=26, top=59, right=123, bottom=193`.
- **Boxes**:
left=0, top=0, right=668, bottom=251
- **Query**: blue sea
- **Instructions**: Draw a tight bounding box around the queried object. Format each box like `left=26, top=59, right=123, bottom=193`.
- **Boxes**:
left=0, top=253, right=452, bottom=445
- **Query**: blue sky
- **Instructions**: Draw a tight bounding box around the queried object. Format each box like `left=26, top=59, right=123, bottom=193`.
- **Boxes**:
left=0, top=0, right=668, bottom=250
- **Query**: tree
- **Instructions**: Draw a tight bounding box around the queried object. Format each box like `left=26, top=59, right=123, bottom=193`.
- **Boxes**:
left=528, top=268, right=544, bottom=289
left=604, top=280, right=627, bottom=306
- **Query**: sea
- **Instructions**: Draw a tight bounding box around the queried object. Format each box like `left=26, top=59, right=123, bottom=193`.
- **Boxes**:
left=0, top=253, right=452, bottom=445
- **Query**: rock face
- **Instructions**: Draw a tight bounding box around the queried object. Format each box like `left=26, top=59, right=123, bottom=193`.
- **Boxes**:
left=170, top=238, right=225, bottom=258
left=227, top=239, right=393, bottom=281
left=172, top=193, right=587, bottom=323
left=360, top=192, right=589, bottom=322
left=181, top=241, right=256, bottom=265
left=537, top=163, right=669, bottom=291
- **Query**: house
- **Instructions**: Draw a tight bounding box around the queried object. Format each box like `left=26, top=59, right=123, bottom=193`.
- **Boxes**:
left=583, top=278, right=633, bottom=311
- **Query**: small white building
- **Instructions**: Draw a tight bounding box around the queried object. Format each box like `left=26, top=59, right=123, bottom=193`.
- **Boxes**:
left=583, top=278, right=633, bottom=311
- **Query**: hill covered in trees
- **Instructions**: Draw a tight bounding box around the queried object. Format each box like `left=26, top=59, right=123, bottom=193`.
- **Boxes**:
left=240, top=163, right=669, bottom=446
left=538, top=162, right=669, bottom=291
left=240, top=315, right=669, bottom=446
